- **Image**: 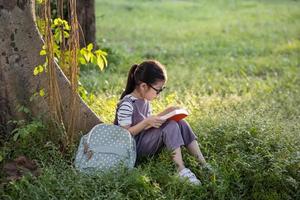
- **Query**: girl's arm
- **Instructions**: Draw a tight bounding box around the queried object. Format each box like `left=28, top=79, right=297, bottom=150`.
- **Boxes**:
left=121, top=116, right=166, bottom=136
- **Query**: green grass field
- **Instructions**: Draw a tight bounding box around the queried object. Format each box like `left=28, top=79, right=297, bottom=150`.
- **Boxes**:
left=1, top=0, right=300, bottom=199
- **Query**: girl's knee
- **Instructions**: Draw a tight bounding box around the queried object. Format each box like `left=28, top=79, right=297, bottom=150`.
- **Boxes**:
left=164, top=120, right=179, bottom=129
left=177, top=120, right=188, bottom=126
left=162, top=121, right=185, bottom=149
left=162, top=120, right=180, bottom=134
left=177, top=120, right=192, bottom=130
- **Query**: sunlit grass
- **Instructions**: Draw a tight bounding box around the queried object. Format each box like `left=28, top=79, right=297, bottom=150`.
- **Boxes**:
left=1, top=0, right=299, bottom=199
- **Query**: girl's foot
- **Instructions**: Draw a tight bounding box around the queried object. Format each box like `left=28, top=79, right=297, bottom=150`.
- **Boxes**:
left=201, top=163, right=213, bottom=172
left=178, top=168, right=201, bottom=185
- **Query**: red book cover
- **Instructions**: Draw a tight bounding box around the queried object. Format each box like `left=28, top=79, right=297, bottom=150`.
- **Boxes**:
left=160, top=108, right=189, bottom=122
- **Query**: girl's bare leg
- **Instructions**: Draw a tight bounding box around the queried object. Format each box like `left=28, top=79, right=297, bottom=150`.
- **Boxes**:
left=172, top=147, right=185, bottom=172
left=186, top=140, right=207, bottom=165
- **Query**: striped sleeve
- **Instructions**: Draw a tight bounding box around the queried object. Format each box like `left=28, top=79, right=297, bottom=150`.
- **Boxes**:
left=117, top=101, right=133, bottom=126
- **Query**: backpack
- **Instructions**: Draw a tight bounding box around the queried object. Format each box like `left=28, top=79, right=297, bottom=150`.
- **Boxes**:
left=74, top=124, right=136, bottom=173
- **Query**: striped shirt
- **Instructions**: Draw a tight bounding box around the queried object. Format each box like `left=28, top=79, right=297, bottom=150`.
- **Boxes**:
left=117, top=94, right=151, bottom=126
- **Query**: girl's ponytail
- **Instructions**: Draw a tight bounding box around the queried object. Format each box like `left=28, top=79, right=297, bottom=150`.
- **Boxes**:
left=120, top=64, right=138, bottom=99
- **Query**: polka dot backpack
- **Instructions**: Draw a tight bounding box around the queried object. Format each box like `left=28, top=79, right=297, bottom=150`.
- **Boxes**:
left=74, top=124, right=136, bottom=173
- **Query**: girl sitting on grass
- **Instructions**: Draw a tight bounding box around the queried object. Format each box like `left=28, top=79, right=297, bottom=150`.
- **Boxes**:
left=114, top=60, right=210, bottom=185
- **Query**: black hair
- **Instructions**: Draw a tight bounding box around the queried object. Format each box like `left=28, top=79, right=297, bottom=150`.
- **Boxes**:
left=120, top=60, right=167, bottom=99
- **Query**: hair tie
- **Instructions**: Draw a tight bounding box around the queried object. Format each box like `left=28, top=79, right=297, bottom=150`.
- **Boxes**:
left=132, top=64, right=139, bottom=77
left=130, top=64, right=138, bottom=83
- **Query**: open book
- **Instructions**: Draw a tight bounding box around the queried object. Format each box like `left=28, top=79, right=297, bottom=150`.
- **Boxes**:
left=159, top=108, right=189, bottom=122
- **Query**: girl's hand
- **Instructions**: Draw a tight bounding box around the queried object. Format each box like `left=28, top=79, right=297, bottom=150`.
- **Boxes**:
left=144, top=116, right=166, bottom=129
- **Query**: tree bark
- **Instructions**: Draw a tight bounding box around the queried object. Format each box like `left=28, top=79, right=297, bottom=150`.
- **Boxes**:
left=76, top=0, right=96, bottom=47
left=0, top=0, right=102, bottom=136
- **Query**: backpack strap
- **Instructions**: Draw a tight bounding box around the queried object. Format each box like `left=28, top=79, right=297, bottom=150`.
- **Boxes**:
left=86, top=124, right=100, bottom=144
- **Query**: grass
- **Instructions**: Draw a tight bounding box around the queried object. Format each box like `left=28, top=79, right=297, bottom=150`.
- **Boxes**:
left=1, top=0, right=300, bottom=199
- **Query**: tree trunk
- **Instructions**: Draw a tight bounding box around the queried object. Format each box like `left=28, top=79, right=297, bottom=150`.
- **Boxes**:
left=0, top=0, right=102, bottom=136
left=76, top=0, right=96, bottom=47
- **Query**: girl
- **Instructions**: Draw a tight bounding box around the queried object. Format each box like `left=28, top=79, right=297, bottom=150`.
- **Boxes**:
left=114, top=60, right=209, bottom=185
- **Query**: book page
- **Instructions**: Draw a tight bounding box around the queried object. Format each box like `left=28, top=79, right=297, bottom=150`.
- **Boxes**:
left=160, top=108, right=189, bottom=121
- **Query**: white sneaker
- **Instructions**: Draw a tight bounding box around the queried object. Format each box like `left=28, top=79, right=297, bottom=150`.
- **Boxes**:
left=179, top=168, right=201, bottom=185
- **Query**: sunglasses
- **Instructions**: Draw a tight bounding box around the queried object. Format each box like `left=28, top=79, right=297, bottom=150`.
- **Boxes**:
left=148, top=84, right=166, bottom=95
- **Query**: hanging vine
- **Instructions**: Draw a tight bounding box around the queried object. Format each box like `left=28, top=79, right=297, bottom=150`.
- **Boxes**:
left=67, top=0, right=80, bottom=147
left=43, top=0, right=64, bottom=133
left=34, top=0, right=107, bottom=150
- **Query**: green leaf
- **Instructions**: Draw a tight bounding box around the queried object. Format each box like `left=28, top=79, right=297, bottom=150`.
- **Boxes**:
left=13, top=132, right=20, bottom=141
left=38, top=65, right=44, bottom=73
left=40, top=49, right=46, bottom=56
left=94, top=49, right=108, bottom=56
left=33, top=65, right=44, bottom=75
left=65, top=24, right=71, bottom=31
left=80, top=48, right=86, bottom=55
left=17, top=105, right=24, bottom=112
left=33, top=67, right=39, bottom=75
left=89, top=52, right=95, bottom=62
left=39, top=89, right=45, bottom=97
left=20, top=129, right=29, bottom=139
left=11, top=128, right=19, bottom=134
left=23, top=107, right=30, bottom=114
left=63, top=31, right=70, bottom=38
left=90, top=52, right=96, bottom=61
left=80, top=48, right=90, bottom=62
left=54, top=31, right=61, bottom=43
left=78, top=56, right=87, bottom=65
left=30, top=93, right=38, bottom=102
left=36, top=0, right=44, bottom=5
left=101, top=54, right=108, bottom=67
left=54, top=18, right=59, bottom=26
left=96, top=55, right=105, bottom=71
left=87, top=43, right=93, bottom=51
left=91, top=55, right=97, bottom=65
left=43, top=61, right=48, bottom=72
